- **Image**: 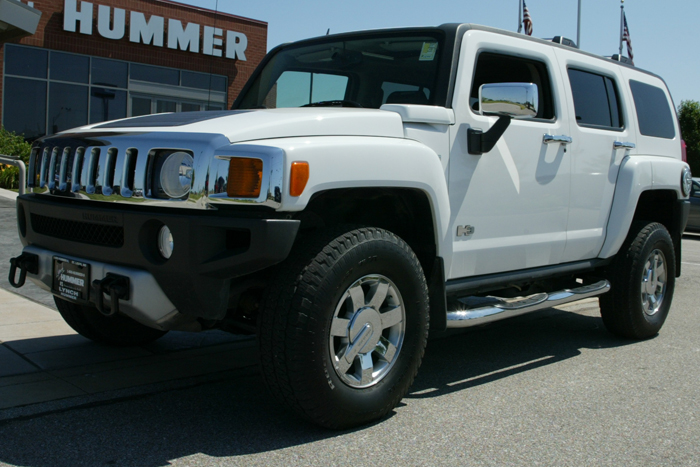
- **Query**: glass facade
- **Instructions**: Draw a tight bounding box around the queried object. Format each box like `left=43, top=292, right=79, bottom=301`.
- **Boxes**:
left=3, top=44, right=228, bottom=140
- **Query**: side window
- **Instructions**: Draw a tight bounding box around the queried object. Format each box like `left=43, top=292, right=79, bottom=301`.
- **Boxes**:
left=470, top=52, right=555, bottom=120
left=568, top=69, right=623, bottom=130
left=629, top=80, right=676, bottom=139
left=263, top=71, right=349, bottom=108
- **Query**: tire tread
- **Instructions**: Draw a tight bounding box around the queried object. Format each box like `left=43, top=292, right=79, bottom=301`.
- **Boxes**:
left=258, top=226, right=429, bottom=429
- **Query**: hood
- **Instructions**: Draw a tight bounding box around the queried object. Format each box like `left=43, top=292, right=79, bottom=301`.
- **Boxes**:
left=75, top=108, right=406, bottom=143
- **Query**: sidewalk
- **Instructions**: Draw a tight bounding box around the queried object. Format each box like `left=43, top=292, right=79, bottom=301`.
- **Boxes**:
left=0, top=287, right=257, bottom=420
left=0, top=188, right=258, bottom=421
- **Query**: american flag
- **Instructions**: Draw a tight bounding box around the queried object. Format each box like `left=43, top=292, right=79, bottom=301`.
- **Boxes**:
left=523, top=1, right=533, bottom=36
left=622, top=13, right=634, bottom=65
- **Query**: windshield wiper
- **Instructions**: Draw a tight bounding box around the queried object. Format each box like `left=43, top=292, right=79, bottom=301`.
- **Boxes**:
left=301, top=100, right=363, bottom=108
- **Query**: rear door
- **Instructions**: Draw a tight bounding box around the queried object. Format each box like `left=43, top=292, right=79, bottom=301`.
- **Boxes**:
left=554, top=50, right=635, bottom=262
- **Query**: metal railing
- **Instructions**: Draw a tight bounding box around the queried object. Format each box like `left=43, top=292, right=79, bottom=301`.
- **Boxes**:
left=0, top=155, right=27, bottom=195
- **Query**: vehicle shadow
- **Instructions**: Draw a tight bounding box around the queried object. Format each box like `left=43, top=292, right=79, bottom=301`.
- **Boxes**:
left=409, top=305, right=628, bottom=399
left=0, top=305, right=634, bottom=466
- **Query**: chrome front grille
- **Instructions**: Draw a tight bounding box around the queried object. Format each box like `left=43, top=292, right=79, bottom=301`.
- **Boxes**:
left=24, top=131, right=282, bottom=210
left=31, top=143, right=142, bottom=198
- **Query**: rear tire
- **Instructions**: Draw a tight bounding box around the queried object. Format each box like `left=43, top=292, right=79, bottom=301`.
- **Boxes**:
left=599, top=222, right=675, bottom=339
left=55, top=297, right=167, bottom=346
left=259, top=227, right=430, bottom=429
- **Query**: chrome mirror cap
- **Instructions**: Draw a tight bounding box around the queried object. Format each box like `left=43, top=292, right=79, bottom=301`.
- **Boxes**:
left=479, top=82, right=539, bottom=118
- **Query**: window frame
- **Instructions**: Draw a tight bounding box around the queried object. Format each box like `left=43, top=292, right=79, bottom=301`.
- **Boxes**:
left=468, top=50, right=558, bottom=123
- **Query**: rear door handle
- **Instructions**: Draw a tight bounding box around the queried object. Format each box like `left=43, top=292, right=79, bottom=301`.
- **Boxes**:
left=613, top=141, right=636, bottom=150
left=543, top=134, right=573, bottom=145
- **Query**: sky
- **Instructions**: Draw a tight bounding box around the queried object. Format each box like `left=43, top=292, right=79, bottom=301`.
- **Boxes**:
left=179, top=0, right=699, bottom=107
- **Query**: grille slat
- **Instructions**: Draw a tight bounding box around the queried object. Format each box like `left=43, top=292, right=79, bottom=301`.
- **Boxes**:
left=86, top=148, right=100, bottom=194
left=27, top=147, right=39, bottom=188
left=71, top=147, right=85, bottom=192
left=58, top=147, right=70, bottom=191
left=47, top=147, right=59, bottom=190
left=31, top=213, right=124, bottom=247
left=39, top=148, right=50, bottom=188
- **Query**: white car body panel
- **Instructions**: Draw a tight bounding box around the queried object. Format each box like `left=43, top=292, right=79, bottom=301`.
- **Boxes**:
left=600, top=156, right=685, bottom=258
left=239, top=136, right=452, bottom=255
left=379, top=104, right=456, bottom=125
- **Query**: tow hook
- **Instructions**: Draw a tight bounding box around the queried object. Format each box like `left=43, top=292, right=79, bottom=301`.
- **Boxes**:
left=8, top=253, right=39, bottom=288
left=92, top=274, right=130, bottom=316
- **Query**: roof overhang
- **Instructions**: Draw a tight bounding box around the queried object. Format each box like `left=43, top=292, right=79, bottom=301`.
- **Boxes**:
left=0, top=0, right=41, bottom=42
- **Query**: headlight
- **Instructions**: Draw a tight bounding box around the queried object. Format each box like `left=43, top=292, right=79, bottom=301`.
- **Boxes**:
left=682, top=167, right=692, bottom=197
left=158, top=225, right=174, bottom=259
left=159, top=151, right=194, bottom=199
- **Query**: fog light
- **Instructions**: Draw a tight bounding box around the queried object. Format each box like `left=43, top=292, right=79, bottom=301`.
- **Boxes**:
left=158, top=225, right=174, bottom=259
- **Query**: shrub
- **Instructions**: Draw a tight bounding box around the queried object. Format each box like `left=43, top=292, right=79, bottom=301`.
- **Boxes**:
left=0, top=127, right=32, bottom=190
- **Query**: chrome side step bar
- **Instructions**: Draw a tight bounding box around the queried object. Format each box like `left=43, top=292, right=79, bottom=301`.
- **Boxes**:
left=446, top=280, right=610, bottom=328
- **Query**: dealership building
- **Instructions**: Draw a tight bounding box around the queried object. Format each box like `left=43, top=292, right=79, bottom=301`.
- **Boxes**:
left=0, top=0, right=267, bottom=140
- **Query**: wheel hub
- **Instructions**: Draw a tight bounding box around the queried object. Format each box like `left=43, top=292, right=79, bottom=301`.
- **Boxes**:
left=641, top=249, right=667, bottom=316
left=329, top=275, right=406, bottom=388
left=348, top=307, right=383, bottom=353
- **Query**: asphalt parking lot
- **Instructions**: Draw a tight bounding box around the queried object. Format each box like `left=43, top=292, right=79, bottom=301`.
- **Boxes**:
left=1, top=190, right=699, bottom=466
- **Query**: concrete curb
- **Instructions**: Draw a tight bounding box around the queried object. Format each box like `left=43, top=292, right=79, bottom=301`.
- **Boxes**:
left=0, top=187, right=18, bottom=200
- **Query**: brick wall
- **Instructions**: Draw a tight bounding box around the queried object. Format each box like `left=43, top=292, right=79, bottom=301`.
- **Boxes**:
left=2, top=0, right=267, bottom=112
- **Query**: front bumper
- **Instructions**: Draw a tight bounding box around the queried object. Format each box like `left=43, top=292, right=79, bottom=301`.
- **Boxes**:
left=16, top=194, right=300, bottom=321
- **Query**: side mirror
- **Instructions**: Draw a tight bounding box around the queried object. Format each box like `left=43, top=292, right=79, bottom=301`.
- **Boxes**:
left=468, top=82, right=539, bottom=155
left=479, top=82, right=538, bottom=118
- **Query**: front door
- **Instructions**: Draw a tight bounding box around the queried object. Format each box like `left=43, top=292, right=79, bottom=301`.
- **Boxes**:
left=447, top=31, right=572, bottom=279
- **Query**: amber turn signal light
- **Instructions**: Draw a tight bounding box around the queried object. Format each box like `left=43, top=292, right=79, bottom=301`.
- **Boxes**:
left=290, top=162, right=309, bottom=197
left=227, top=158, right=262, bottom=198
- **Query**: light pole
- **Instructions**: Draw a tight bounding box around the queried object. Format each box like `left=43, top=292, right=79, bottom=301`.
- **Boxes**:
left=577, top=0, right=582, bottom=47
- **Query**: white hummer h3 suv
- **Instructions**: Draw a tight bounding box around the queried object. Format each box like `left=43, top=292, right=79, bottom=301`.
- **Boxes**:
left=9, top=24, right=691, bottom=429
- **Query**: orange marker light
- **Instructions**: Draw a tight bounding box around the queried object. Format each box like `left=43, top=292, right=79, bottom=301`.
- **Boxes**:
left=290, top=161, right=309, bottom=197
left=227, top=158, right=262, bottom=198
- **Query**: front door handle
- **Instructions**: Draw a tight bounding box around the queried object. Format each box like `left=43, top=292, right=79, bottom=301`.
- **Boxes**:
left=613, top=141, right=636, bottom=150
left=543, top=134, right=573, bottom=145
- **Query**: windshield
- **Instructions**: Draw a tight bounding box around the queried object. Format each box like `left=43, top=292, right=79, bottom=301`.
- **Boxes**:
left=236, top=31, right=446, bottom=109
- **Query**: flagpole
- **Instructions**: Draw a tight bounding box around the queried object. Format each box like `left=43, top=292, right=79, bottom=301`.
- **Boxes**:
left=619, top=0, right=625, bottom=56
left=518, top=0, right=523, bottom=33
left=576, top=0, right=581, bottom=47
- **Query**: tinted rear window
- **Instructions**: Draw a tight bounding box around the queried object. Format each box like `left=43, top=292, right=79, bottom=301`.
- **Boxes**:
left=629, top=80, right=676, bottom=139
left=568, top=69, right=622, bottom=129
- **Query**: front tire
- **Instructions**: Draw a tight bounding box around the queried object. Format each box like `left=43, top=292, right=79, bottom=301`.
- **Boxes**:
left=600, top=222, right=676, bottom=339
left=55, top=297, right=168, bottom=346
left=259, top=227, right=430, bottom=429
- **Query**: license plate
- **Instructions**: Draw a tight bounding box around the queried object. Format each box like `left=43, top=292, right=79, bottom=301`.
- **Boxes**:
left=53, top=257, right=90, bottom=301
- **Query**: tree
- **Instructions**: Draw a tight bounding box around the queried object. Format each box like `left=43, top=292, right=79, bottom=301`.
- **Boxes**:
left=679, top=100, right=700, bottom=176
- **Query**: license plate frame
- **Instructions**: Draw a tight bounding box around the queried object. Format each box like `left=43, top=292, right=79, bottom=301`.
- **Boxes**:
left=52, top=257, right=90, bottom=302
